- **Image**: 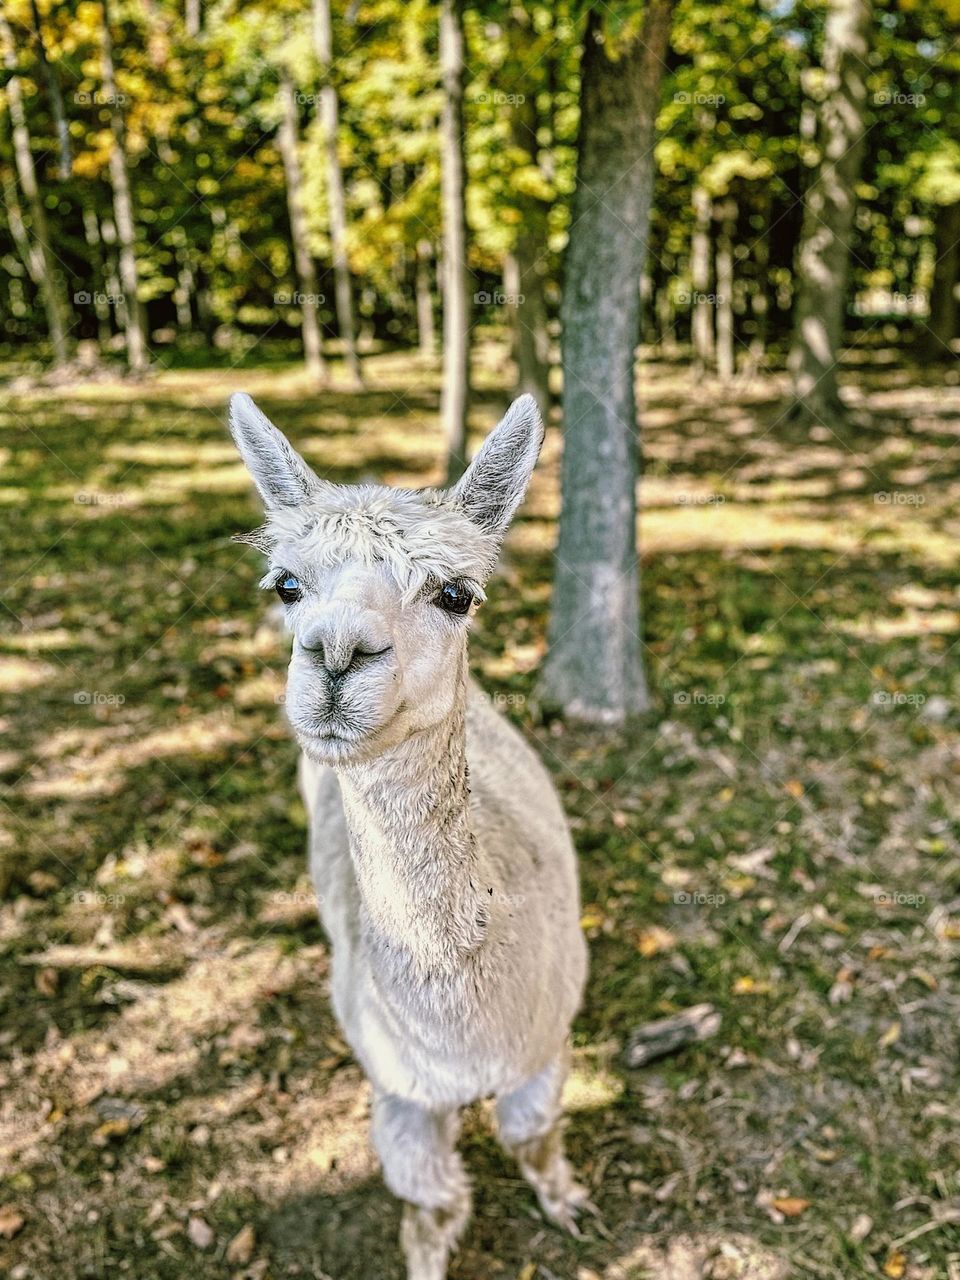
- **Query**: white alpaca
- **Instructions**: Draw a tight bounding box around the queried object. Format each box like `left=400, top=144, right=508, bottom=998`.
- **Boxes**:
left=228, top=393, right=589, bottom=1280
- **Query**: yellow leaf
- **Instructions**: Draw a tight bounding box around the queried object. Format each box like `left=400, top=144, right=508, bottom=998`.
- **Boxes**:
left=638, top=926, right=675, bottom=958
left=785, top=779, right=805, bottom=798
left=519, top=1264, right=537, bottom=1280
left=771, top=1196, right=811, bottom=1217
left=879, top=1021, right=901, bottom=1048
left=733, top=976, right=772, bottom=995
left=883, top=1250, right=907, bottom=1278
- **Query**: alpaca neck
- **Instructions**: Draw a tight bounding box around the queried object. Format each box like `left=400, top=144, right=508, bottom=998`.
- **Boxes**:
left=336, top=665, right=486, bottom=973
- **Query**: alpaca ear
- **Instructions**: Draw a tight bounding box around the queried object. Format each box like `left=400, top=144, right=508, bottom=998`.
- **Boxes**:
left=228, top=392, right=324, bottom=509
left=450, top=394, right=544, bottom=541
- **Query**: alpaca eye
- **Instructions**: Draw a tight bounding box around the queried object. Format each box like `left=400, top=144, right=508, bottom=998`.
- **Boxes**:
left=275, top=572, right=303, bottom=604
left=435, top=582, right=475, bottom=615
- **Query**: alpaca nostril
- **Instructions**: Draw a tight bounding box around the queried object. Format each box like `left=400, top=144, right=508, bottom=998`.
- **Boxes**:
left=303, top=638, right=392, bottom=680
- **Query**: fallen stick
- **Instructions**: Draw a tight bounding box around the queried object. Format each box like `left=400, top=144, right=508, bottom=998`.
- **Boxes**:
left=624, top=1003, right=721, bottom=1067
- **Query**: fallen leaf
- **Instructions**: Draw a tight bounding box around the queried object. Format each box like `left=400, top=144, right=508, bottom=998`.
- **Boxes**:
left=771, top=1196, right=811, bottom=1217
left=637, top=926, right=675, bottom=958
left=733, top=975, right=772, bottom=995
left=35, top=967, right=59, bottom=997
left=879, top=1021, right=901, bottom=1048
left=226, top=1223, right=256, bottom=1265
left=849, top=1212, right=873, bottom=1242
left=187, top=1216, right=214, bottom=1249
left=784, top=779, right=804, bottom=798
left=0, top=1206, right=24, bottom=1240
left=883, top=1250, right=907, bottom=1278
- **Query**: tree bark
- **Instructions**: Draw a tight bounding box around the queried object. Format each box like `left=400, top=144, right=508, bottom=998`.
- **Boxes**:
left=415, top=239, right=436, bottom=355
left=715, top=198, right=736, bottom=382
left=540, top=0, right=674, bottom=723
left=185, top=0, right=201, bottom=38
left=786, top=0, right=872, bottom=422
left=690, top=185, right=714, bottom=369
left=0, top=11, right=71, bottom=366
left=919, top=201, right=960, bottom=362
left=313, top=0, right=362, bottom=388
left=28, top=0, right=71, bottom=181
left=508, top=66, right=552, bottom=407
left=439, top=0, right=471, bottom=483
left=278, top=72, right=326, bottom=388
left=101, top=0, right=148, bottom=374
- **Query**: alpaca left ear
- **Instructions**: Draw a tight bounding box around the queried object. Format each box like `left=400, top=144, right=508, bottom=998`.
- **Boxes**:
left=450, top=395, right=544, bottom=542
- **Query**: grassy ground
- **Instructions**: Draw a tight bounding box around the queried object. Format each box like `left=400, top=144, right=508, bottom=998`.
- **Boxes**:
left=1, top=343, right=959, bottom=1280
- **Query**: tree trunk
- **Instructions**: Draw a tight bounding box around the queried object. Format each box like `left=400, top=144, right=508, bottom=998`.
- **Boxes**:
left=0, top=12, right=71, bottom=366
left=439, top=0, right=471, bottom=483
left=313, top=0, right=362, bottom=388
left=185, top=0, right=201, bottom=37
left=278, top=72, right=326, bottom=388
left=415, top=239, right=436, bottom=355
left=101, top=0, right=148, bottom=374
left=715, top=198, right=736, bottom=382
left=919, top=201, right=960, bottom=362
left=786, top=0, right=872, bottom=422
left=508, top=70, right=552, bottom=407
left=540, top=0, right=675, bottom=723
left=29, top=0, right=71, bottom=181
left=690, top=185, right=714, bottom=369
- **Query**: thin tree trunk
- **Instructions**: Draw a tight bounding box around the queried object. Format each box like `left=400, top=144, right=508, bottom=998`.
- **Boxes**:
left=29, top=0, right=71, bottom=180
left=786, top=0, right=872, bottom=422
left=540, top=0, right=675, bottom=723
left=313, top=0, right=362, bottom=387
left=0, top=12, right=71, bottom=366
left=101, top=0, right=148, bottom=374
left=185, top=0, right=201, bottom=37
left=715, top=198, right=736, bottom=382
left=415, top=239, right=436, bottom=355
left=690, top=185, right=714, bottom=369
left=278, top=72, right=326, bottom=388
left=439, top=0, right=471, bottom=483
left=919, top=202, right=960, bottom=362
left=508, top=64, right=552, bottom=407
left=82, top=206, right=113, bottom=346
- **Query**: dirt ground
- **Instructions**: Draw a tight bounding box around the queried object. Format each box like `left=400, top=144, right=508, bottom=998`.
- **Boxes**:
left=2, top=344, right=959, bottom=1279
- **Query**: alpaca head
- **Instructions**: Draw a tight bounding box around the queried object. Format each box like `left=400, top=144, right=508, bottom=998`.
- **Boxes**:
left=228, top=393, right=543, bottom=764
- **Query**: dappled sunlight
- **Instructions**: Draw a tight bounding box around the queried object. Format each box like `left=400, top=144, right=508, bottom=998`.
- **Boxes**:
left=0, top=655, right=56, bottom=692
left=23, top=712, right=251, bottom=798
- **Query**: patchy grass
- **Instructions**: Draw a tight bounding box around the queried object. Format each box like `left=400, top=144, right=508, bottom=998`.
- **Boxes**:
left=1, top=346, right=959, bottom=1280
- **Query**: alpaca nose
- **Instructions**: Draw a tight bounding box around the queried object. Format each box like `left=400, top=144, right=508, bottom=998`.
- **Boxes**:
left=299, top=617, right=391, bottom=679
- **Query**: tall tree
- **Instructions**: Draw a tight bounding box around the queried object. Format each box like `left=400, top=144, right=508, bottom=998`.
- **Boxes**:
left=28, top=0, right=71, bottom=181
left=439, top=0, right=470, bottom=482
left=278, top=70, right=326, bottom=388
left=540, top=0, right=675, bottom=723
left=0, top=10, right=71, bottom=367
left=313, top=0, right=362, bottom=387
left=786, top=0, right=872, bottom=423
left=101, top=0, right=148, bottom=374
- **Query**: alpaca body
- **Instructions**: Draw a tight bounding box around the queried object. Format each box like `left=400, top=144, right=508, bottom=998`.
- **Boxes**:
left=301, top=676, right=587, bottom=1111
left=227, top=391, right=591, bottom=1277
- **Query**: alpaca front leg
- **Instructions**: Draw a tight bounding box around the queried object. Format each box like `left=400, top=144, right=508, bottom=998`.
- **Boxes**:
left=371, top=1093, right=471, bottom=1280
left=496, top=1050, right=593, bottom=1235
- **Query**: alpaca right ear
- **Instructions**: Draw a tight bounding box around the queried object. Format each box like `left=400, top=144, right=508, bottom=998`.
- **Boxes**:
left=228, top=392, right=324, bottom=509
left=450, top=394, right=544, bottom=543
